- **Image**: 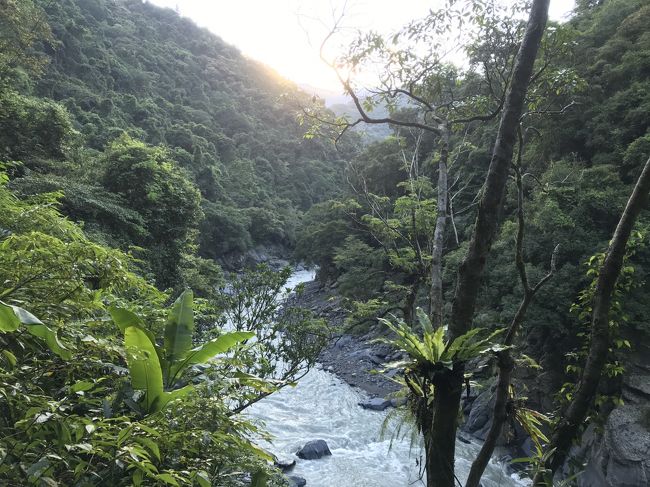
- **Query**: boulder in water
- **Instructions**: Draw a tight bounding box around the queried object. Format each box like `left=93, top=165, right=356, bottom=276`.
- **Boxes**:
left=296, top=439, right=331, bottom=460
left=274, top=458, right=296, bottom=472
left=288, top=476, right=307, bottom=487
left=359, top=397, right=391, bottom=411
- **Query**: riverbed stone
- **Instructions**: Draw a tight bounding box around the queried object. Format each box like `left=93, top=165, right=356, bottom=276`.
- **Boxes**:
left=359, top=397, right=391, bottom=411
left=287, top=476, right=307, bottom=487
left=274, top=458, right=296, bottom=472
left=296, top=439, right=331, bottom=460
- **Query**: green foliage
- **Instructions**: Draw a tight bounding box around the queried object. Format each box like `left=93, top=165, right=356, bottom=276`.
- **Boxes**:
left=377, top=309, right=506, bottom=375
left=558, top=229, right=647, bottom=411
left=0, top=302, right=71, bottom=359
left=111, top=291, right=254, bottom=410
left=0, top=89, right=74, bottom=162
left=220, top=264, right=332, bottom=411
left=0, top=0, right=53, bottom=86
left=23, top=0, right=349, bottom=267
left=102, top=135, right=203, bottom=289
left=0, top=168, right=290, bottom=486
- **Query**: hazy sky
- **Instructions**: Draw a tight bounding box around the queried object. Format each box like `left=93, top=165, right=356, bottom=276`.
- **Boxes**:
left=148, top=0, right=576, bottom=91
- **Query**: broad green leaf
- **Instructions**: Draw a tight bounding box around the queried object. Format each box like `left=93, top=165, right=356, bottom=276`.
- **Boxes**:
left=26, top=324, right=72, bottom=360
left=195, top=471, right=210, bottom=487
left=168, top=331, right=254, bottom=384
left=155, top=473, right=180, bottom=486
left=11, top=305, right=43, bottom=325
left=0, top=302, right=22, bottom=332
left=124, top=326, right=164, bottom=414
left=109, top=307, right=145, bottom=332
left=2, top=350, right=17, bottom=367
left=135, top=436, right=161, bottom=461
left=71, top=380, right=95, bottom=393
left=164, top=290, right=194, bottom=367
left=156, top=384, right=193, bottom=412
left=109, top=306, right=160, bottom=362
left=251, top=470, right=269, bottom=487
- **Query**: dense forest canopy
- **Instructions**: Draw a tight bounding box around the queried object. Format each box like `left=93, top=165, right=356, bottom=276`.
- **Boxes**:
left=1, top=0, right=649, bottom=486
left=3, top=0, right=355, bottom=290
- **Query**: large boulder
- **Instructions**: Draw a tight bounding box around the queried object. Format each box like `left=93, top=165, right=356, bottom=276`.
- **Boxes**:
left=463, top=388, right=494, bottom=440
left=359, top=397, right=391, bottom=411
left=296, top=439, right=332, bottom=460
left=572, top=404, right=650, bottom=486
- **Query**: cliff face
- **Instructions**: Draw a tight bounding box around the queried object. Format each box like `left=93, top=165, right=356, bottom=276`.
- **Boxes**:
left=570, top=339, right=650, bottom=486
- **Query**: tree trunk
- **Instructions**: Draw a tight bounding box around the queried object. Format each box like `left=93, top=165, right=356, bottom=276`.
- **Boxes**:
left=425, top=2, right=550, bottom=486
left=425, top=364, right=465, bottom=487
left=430, top=126, right=450, bottom=329
left=403, top=277, right=420, bottom=326
left=465, top=297, right=528, bottom=487
left=465, top=154, right=556, bottom=487
left=534, top=156, right=650, bottom=485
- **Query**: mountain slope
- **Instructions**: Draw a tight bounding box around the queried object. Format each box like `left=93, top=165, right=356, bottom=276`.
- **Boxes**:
left=20, top=0, right=353, bottom=265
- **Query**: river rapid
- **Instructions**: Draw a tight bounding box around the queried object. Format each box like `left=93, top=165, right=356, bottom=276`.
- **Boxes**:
left=247, top=269, right=526, bottom=487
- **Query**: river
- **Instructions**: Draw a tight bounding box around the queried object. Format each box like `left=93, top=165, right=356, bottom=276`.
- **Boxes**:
left=247, top=268, right=526, bottom=487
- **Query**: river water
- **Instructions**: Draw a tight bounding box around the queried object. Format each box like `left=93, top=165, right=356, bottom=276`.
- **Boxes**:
left=248, top=269, right=526, bottom=487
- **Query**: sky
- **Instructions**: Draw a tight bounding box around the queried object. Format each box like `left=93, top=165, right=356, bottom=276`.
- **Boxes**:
left=148, top=0, right=577, bottom=92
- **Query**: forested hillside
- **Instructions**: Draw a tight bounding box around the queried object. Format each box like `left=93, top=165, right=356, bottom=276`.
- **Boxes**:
left=3, top=0, right=352, bottom=289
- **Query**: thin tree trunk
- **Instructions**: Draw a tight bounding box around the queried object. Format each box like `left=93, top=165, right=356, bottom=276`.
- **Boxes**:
left=534, top=156, right=650, bottom=485
left=404, top=278, right=421, bottom=326
left=430, top=126, right=450, bottom=329
left=465, top=137, right=557, bottom=487
left=425, top=3, right=550, bottom=486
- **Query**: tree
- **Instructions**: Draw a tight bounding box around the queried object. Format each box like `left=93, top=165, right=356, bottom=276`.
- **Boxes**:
left=309, top=0, right=571, bottom=334
left=102, top=134, right=203, bottom=289
left=424, top=3, right=551, bottom=486
left=0, top=0, right=52, bottom=86
left=309, top=2, right=551, bottom=485
left=534, top=156, right=650, bottom=484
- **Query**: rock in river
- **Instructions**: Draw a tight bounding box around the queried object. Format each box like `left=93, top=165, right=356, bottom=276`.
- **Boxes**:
left=296, top=439, right=332, bottom=460
left=359, top=397, right=391, bottom=411
left=274, top=458, right=296, bottom=472
left=287, top=476, right=307, bottom=487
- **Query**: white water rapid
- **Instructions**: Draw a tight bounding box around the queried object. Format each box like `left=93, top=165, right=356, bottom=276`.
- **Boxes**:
left=248, top=269, right=527, bottom=487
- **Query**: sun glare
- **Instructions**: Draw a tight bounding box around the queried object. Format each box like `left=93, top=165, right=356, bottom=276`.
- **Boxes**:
left=148, top=0, right=576, bottom=93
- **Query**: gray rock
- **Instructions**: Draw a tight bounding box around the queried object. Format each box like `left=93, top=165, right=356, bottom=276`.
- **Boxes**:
left=296, top=439, right=332, bottom=460
left=274, top=458, right=296, bottom=472
left=359, top=397, right=392, bottom=411
left=520, top=437, right=535, bottom=459
left=390, top=397, right=407, bottom=407
left=458, top=434, right=472, bottom=444
left=287, top=476, right=307, bottom=487
left=464, top=388, right=494, bottom=440
left=572, top=404, right=650, bottom=487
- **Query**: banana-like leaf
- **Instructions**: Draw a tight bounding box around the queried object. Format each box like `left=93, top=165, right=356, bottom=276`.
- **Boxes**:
left=164, top=290, right=194, bottom=368
left=168, top=331, right=254, bottom=385
left=109, top=306, right=145, bottom=332
left=124, top=326, right=164, bottom=414
left=155, top=384, right=193, bottom=413
left=109, top=306, right=162, bottom=363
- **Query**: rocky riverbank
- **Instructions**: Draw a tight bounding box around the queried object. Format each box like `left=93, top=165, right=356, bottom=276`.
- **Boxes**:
left=287, top=279, right=401, bottom=399
left=288, top=276, right=650, bottom=486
